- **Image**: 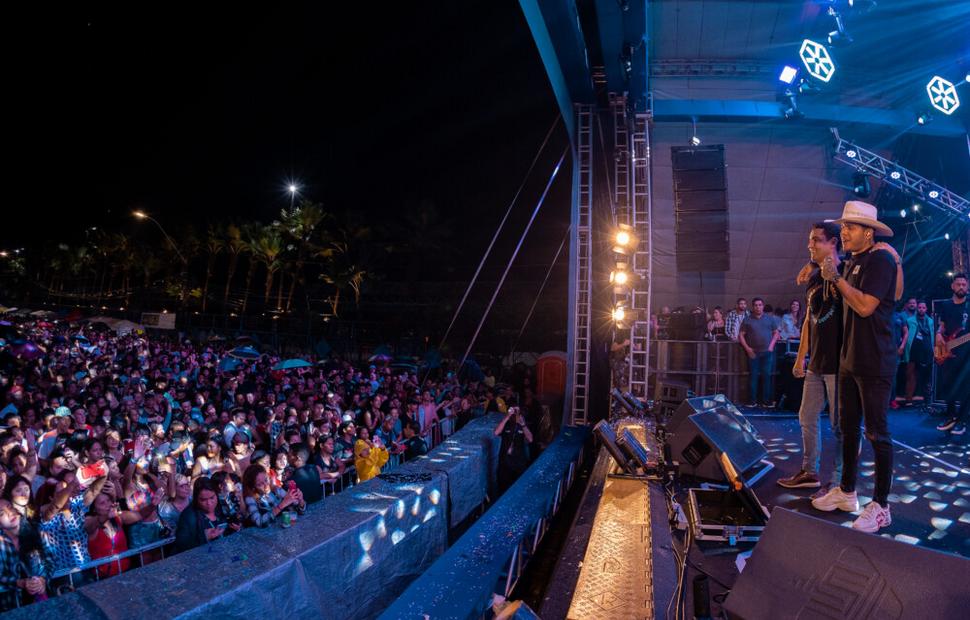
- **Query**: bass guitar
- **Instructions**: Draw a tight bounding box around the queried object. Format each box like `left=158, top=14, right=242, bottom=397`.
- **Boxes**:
left=935, top=331, right=970, bottom=365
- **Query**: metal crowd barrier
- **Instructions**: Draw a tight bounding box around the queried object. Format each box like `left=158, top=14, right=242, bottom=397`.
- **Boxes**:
left=50, top=535, right=176, bottom=593
left=29, top=412, right=472, bottom=606
left=651, top=339, right=801, bottom=404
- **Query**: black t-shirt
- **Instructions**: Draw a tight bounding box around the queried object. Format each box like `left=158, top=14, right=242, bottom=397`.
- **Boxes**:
left=288, top=464, right=323, bottom=504
left=806, top=272, right=842, bottom=375
left=840, top=248, right=897, bottom=377
left=938, top=298, right=970, bottom=364
left=937, top=299, right=968, bottom=339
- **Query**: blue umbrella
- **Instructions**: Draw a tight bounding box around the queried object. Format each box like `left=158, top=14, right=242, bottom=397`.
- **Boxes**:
left=228, top=346, right=260, bottom=360
left=218, top=357, right=243, bottom=372
left=272, top=358, right=313, bottom=371
left=368, top=344, right=394, bottom=363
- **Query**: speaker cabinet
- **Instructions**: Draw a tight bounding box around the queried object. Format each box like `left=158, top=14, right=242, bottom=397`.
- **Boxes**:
left=667, top=394, right=767, bottom=480
left=671, top=144, right=729, bottom=272
left=725, top=507, right=970, bottom=619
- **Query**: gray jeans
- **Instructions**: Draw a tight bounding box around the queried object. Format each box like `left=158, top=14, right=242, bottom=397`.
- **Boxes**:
left=798, top=371, right=843, bottom=484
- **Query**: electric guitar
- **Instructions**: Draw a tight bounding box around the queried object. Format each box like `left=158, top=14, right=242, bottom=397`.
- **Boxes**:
left=935, top=331, right=970, bottom=365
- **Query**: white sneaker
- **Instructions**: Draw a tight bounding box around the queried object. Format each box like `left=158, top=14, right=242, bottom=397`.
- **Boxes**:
left=852, top=502, right=892, bottom=533
left=810, top=486, right=859, bottom=512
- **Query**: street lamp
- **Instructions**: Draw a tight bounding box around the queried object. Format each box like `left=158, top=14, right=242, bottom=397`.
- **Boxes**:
left=132, top=210, right=189, bottom=309
left=287, top=184, right=299, bottom=209
left=131, top=210, right=186, bottom=264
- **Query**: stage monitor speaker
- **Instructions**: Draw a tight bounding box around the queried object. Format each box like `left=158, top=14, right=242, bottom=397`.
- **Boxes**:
left=671, top=144, right=729, bottom=273
left=656, top=378, right=691, bottom=405
left=724, top=507, right=970, bottom=620
left=667, top=394, right=767, bottom=480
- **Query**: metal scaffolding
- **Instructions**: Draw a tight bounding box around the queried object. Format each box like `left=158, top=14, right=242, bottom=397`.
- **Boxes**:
left=629, top=111, right=653, bottom=399
left=610, top=93, right=631, bottom=226
left=832, top=130, right=970, bottom=218
left=568, top=104, right=594, bottom=426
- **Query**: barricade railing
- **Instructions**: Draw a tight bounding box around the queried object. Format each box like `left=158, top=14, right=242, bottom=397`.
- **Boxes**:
left=651, top=338, right=801, bottom=403
left=32, top=411, right=473, bottom=605
left=49, top=535, right=176, bottom=594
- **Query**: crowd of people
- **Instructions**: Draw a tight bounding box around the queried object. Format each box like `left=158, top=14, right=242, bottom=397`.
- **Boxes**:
left=0, top=319, right=545, bottom=611
left=647, top=273, right=959, bottom=414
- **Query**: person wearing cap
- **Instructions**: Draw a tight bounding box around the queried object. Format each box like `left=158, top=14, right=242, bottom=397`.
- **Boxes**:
left=812, top=201, right=901, bottom=533
left=37, top=407, right=73, bottom=462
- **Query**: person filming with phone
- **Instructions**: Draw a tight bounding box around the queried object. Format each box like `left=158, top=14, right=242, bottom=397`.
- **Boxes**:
left=494, top=404, right=533, bottom=494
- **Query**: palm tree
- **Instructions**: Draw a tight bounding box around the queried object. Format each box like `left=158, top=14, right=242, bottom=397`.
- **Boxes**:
left=319, top=242, right=368, bottom=317
left=279, top=200, right=327, bottom=312
left=247, top=225, right=285, bottom=308
left=223, top=223, right=248, bottom=311
left=201, top=225, right=225, bottom=313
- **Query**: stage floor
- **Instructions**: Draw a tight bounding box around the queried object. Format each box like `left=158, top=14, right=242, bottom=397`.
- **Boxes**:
left=680, top=405, right=970, bottom=618
left=744, top=405, right=970, bottom=557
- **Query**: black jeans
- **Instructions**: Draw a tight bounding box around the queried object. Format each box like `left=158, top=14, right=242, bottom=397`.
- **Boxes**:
left=940, top=351, right=970, bottom=422
left=839, top=373, right=893, bottom=506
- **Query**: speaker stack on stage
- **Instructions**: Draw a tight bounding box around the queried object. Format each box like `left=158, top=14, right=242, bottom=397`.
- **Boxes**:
left=666, top=394, right=771, bottom=483
left=655, top=377, right=692, bottom=423
left=671, top=145, right=729, bottom=273
left=664, top=394, right=773, bottom=545
left=724, top=507, right=970, bottom=619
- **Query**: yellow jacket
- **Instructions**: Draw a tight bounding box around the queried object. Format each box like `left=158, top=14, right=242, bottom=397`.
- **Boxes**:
left=354, top=439, right=389, bottom=483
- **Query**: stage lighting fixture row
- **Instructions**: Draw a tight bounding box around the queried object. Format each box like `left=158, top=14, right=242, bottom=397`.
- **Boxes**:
left=612, top=223, right=639, bottom=255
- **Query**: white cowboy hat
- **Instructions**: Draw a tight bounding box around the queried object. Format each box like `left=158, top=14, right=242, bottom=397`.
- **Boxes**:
left=832, top=200, right=893, bottom=237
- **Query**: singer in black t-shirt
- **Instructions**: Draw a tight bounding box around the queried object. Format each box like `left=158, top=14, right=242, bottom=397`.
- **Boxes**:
left=811, top=201, right=900, bottom=535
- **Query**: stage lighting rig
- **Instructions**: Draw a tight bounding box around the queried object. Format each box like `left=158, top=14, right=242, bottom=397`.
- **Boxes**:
left=831, top=130, right=970, bottom=218
left=612, top=223, right=639, bottom=255
left=780, top=89, right=801, bottom=119
left=799, top=39, right=836, bottom=82
left=826, top=6, right=853, bottom=47
left=852, top=172, right=871, bottom=197
left=926, top=75, right=960, bottom=115
left=916, top=112, right=933, bottom=125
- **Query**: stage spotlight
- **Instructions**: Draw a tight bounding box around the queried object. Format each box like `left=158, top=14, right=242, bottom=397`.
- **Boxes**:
left=966, top=73, right=970, bottom=83
left=916, top=112, right=933, bottom=125
left=778, top=65, right=799, bottom=84
left=781, top=89, right=801, bottom=119
left=592, top=421, right=636, bottom=475
left=612, top=305, right=626, bottom=323
left=928, top=190, right=940, bottom=199
left=899, top=209, right=907, bottom=218
left=617, top=429, right=653, bottom=473
left=826, top=7, right=852, bottom=47
left=945, top=233, right=951, bottom=241
left=848, top=0, right=877, bottom=10
left=852, top=172, right=871, bottom=197
left=912, top=203, right=921, bottom=212
left=926, top=76, right=960, bottom=115
left=890, top=171, right=901, bottom=180
left=845, top=149, right=857, bottom=158
left=610, top=263, right=636, bottom=293
left=797, top=78, right=821, bottom=95
left=947, top=271, right=955, bottom=278
left=612, top=223, right=639, bottom=255
left=690, top=135, right=702, bottom=146
left=799, top=39, right=836, bottom=82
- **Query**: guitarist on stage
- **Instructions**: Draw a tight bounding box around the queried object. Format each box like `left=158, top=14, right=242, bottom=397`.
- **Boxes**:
left=935, top=273, right=969, bottom=435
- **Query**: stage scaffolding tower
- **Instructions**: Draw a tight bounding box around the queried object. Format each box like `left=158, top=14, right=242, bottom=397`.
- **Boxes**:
left=629, top=111, right=653, bottom=400
left=567, top=104, right=594, bottom=426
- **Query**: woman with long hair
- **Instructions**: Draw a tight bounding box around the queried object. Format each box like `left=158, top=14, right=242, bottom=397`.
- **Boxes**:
left=241, top=464, right=303, bottom=528
left=174, top=477, right=239, bottom=552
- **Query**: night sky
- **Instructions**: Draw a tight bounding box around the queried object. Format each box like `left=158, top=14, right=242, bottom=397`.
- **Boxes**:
left=10, top=2, right=570, bottom=282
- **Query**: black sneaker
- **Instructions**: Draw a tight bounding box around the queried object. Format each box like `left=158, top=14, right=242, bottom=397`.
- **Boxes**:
left=937, top=418, right=958, bottom=432
left=777, top=470, right=821, bottom=489
left=952, top=423, right=966, bottom=436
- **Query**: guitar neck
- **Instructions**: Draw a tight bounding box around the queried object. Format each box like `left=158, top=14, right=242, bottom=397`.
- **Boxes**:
left=948, top=332, right=970, bottom=351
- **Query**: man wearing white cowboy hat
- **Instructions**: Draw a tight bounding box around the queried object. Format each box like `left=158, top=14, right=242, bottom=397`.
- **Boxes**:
left=811, top=200, right=900, bottom=533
